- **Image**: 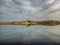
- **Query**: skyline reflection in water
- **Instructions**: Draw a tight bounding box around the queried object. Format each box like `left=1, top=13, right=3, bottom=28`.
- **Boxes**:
left=0, top=25, right=60, bottom=45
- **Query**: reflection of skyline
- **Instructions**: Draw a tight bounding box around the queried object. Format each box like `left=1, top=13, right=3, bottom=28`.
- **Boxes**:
left=0, top=25, right=60, bottom=45
left=0, top=0, right=60, bottom=21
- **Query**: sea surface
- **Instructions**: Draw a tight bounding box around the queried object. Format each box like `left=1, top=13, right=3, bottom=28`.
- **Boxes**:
left=0, top=25, right=60, bottom=45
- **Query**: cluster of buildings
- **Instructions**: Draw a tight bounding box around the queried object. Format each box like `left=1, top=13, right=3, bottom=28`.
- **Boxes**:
left=0, top=20, right=60, bottom=26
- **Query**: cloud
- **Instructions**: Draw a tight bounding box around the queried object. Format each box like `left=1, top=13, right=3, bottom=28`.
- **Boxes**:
left=0, top=0, right=60, bottom=21
left=51, top=3, right=60, bottom=10
left=47, top=0, right=55, bottom=4
left=47, top=11, right=60, bottom=20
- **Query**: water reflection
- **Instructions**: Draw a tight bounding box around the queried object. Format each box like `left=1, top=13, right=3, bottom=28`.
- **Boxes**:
left=0, top=25, right=60, bottom=45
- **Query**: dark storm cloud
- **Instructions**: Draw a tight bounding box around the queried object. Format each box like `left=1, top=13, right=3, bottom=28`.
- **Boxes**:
left=12, top=0, right=22, bottom=6
left=29, top=0, right=45, bottom=7
left=29, top=0, right=53, bottom=11
left=0, top=0, right=4, bottom=5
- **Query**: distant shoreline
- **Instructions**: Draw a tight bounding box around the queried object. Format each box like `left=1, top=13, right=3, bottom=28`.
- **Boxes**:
left=0, top=20, right=60, bottom=26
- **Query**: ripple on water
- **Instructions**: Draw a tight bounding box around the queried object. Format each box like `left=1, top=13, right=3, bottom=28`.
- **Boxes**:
left=0, top=25, right=60, bottom=43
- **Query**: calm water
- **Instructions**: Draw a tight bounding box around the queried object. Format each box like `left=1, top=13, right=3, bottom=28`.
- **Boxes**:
left=0, top=25, right=60, bottom=44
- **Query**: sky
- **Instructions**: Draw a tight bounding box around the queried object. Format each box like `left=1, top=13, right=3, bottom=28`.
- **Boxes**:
left=0, top=0, right=60, bottom=21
